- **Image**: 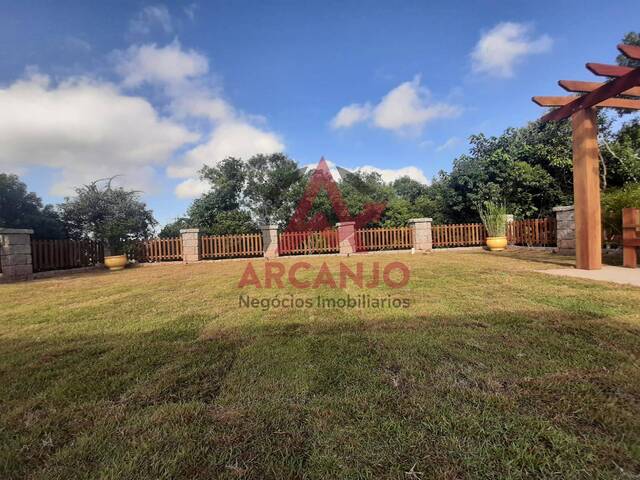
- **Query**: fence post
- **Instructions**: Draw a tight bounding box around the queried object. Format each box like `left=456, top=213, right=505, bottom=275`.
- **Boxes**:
left=260, top=225, right=279, bottom=258
left=180, top=228, right=200, bottom=263
left=553, top=206, right=575, bottom=255
left=505, top=214, right=514, bottom=244
left=408, top=218, right=433, bottom=252
left=623, top=208, right=639, bottom=268
left=336, top=221, right=356, bottom=254
left=0, top=228, right=34, bottom=281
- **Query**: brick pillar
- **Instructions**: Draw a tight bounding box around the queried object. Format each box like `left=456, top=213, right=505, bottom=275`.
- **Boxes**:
left=553, top=206, right=575, bottom=255
left=0, top=228, right=34, bottom=281
left=408, top=218, right=433, bottom=252
left=180, top=228, right=200, bottom=263
left=260, top=225, right=279, bottom=258
left=336, top=221, right=356, bottom=254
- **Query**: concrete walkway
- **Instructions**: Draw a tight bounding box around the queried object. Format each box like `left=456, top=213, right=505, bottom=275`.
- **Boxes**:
left=538, top=265, right=640, bottom=287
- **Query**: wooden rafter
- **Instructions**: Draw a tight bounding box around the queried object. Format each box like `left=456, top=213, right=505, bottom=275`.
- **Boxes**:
left=558, top=80, right=640, bottom=97
left=533, top=96, right=640, bottom=109
left=617, top=43, right=640, bottom=61
left=586, top=63, right=634, bottom=78
left=540, top=67, right=640, bottom=122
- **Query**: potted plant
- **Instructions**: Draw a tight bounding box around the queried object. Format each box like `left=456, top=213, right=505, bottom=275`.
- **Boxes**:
left=103, top=238, right=129, bottom=271
left=479, top=201, right=508, bottom=251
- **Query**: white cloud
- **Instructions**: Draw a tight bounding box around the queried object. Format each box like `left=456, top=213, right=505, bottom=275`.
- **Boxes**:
left=357, top=165, right=428, bottom=184
left=169, top=122, right=284, bottom=179
left=330, top=103, right=372, bottom=129
left=184, top=3, right=198, bottom=21
left=436, top=136, right=461, bottom=152
left=471, top=22, right=552, bottom=78
left=330, top=76, right=461, bottom=134
left=115, top=41, right=208, bottom=88
left=303, top=159, right=428, bottom=185
left=0, top=72, right=197, bottom=196
left=114, top=42, right=285, bottom=198
left=130, top=5, right=173, bottom=35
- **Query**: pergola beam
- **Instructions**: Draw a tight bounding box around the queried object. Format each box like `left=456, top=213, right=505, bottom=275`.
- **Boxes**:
left=533, top=96, right=640, bottom=109
left=540, top=66, right=640, bottom=121
left=558, top=80, right=640, bottom=97
left=617, top=43, right=640, bottom=61
left=586, top=63, right=634, bottom=78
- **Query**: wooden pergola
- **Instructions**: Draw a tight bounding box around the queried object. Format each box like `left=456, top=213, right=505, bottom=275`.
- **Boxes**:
left=532, top=43, right=640, bottom=270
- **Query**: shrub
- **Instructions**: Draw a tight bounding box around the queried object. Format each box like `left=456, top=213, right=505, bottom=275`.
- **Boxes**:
left=601, top=183, right=640, bottom=238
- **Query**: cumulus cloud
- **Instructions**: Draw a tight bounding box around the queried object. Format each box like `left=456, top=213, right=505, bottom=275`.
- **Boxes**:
left=330, top=76, right=461, bottom=134
left=115, top=41, right=208, bottom=88
left=0, top=71, right=197, bottom=196
left=114, top=41, right=285, bottom=198
left=330, top=103, right=372, bottom=129
left=130, top=5, right=173, bottom=35
left=303, top=159, right=428, bottom=186
left=471, top=22, right=552, bottom=78
left=170, top=122, right=284, bottom=197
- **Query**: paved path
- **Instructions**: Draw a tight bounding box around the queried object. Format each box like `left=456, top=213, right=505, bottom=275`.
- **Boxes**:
left=538, top=265, right=640, bottom=287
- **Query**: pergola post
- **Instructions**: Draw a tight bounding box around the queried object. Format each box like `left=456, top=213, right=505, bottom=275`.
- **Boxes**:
left=571, top=107, right=602, bottom=270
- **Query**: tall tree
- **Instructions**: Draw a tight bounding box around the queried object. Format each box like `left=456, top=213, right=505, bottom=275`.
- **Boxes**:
left=0, top=173, right=65, bottom=239
left=617, top=32, right=640, bottom=68
left=59, top=178, right=156, bottom=253
left=244, top=153, right=303, bottom=223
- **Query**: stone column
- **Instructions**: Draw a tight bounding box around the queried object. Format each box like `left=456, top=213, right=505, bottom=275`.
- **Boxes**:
left=0, top=228, right=34, bottom=281
left=260, top=225, right=279, bottom=258
left=180, top=228, right=200, bottom=263
left=336, top=221, right=356, bottom=254
left=408, top=218, right=433, bottom=252
left=553, top=206, right=575, bottom=255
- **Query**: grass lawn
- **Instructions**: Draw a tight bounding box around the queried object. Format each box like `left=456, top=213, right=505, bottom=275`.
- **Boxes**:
left=1, top=250, right=640, bottom=479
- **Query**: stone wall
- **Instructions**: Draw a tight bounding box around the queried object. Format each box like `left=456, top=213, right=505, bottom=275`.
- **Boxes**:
left=0, top=228, right=34, bottom=281
left=553, top=206, right=576, bottom=255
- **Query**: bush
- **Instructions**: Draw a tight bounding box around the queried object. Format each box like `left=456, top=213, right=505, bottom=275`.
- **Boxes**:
left=601, top=183, right=640, bottom=238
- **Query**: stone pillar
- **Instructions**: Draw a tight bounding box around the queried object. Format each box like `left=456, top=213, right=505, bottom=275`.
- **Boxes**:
left=336, top=221, right=356, bottom=254
left=553, top=206, right=575, bottom=255
left=408, top=218, right=433, bottom=252
left=260, top=225, right=279, bottom=258
left=180, top=228, right=200, bottom=263
left=0, top=228, right=34, bottom=281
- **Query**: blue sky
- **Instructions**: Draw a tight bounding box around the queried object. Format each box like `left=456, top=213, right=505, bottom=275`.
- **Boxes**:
left=0, top=0, right=637, bottom=226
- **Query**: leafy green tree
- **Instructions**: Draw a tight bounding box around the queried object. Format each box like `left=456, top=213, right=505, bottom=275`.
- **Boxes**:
left=0, top=173, right=65, bottom=239
left=391, top=176, right=429, bottom=203
left=617, top=32, right=640, bottom=68
left=59, top=178, right=156, bottom=254
left=245, top=153, right=303, bottom=223
left=159, top=217, right=191, bottom=238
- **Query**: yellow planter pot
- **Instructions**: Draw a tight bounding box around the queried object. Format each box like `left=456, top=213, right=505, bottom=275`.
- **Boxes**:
left=104, top=254, right=128, bottom=271
left=486, top=236, right=508, bottom=251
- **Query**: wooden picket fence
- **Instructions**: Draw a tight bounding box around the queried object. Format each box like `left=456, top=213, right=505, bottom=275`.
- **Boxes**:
left=132, top=237, right=182, bottom=262
left=432, top=218, right=556, bottom=248
left=508, top=218, right=556, bottom=246
left=432, top=223, right=486, bottom=248
left=31, top=239, right=104, bottom=273
left=278, top=229, right=339, bottom=255
left=201, top=233, right=263, bottom=259
left=355, top=226, right=414, bottom=251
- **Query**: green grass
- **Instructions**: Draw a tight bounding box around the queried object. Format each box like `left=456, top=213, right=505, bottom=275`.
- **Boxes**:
left=1, top=250, right=639, bottom=479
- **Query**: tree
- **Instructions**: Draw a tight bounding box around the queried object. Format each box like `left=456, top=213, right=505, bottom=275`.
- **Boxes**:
left=59, top=178, right=156, bottom=254
left=391, top=176, right=429, bottom=203
left=0, top=173, right=65, bottom=239
left=244, top=153, right=304, bottom=223
left=159, top=217, right=191, bottom=238
left=617, top=32, right=640, bottom=68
